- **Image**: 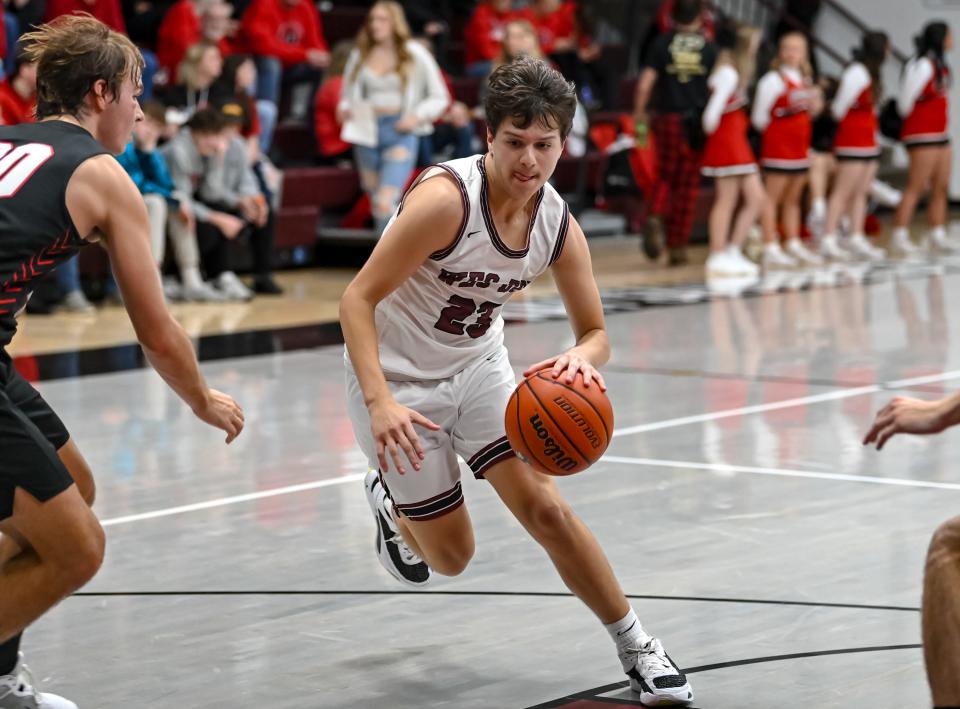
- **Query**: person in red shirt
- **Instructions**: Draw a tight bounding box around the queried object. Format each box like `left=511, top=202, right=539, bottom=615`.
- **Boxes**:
left=463, top=0, right=534, bottom=78
left=239, top=0, right=330, bottom=118
left=0, top=54, right=36, bottom=125
left=156, top=0, right=237, bottom=89
left=44, top=0, right=124, bottom=31
left=531, top=0, right=614, bottom=109
left=313, top=40, right=352, bottom=163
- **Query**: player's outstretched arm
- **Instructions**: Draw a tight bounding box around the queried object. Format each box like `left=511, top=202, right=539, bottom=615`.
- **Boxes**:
left=66, top=155, right=244, bottom=443
left=526, top=215, right=608, bottom=390
left=863, top=392, right=960, bottom=450
left=339, top=175, right=464, bottom=473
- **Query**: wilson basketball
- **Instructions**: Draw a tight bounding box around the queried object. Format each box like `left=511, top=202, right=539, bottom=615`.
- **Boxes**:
left=504, top=369, right=614, bottom=476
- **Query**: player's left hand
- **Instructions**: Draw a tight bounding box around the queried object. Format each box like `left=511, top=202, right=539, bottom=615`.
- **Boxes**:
left=524, top=351, right=607, bottom=390
left=862, top=396, right=953, bottom=450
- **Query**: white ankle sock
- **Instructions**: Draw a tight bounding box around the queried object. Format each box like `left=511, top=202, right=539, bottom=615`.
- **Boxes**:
left=931, top=225, right=947, bottom=240
left=812, top=198, right=826, bottom=217
left=892, top=227, right=909, bottom=241
left=605, top=608, right=650, bottom=655
left=182, top=267, right=204, bottom=290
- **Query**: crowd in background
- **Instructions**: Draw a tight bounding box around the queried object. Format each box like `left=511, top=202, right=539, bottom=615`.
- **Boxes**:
left=1, top=0, right=953, bottom=313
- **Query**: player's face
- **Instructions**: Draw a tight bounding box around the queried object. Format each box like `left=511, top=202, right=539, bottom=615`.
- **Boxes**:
left=488, top=120, right=563, bottom=199
left=101, top=74, right=143, bottom=154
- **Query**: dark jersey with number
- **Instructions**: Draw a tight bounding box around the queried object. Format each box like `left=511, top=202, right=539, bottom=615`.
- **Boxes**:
left=0, top=120, right=108, bottom=347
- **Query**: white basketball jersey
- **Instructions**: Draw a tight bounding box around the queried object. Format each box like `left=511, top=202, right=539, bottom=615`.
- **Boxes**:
left=362, top=154, right=570, bottom=380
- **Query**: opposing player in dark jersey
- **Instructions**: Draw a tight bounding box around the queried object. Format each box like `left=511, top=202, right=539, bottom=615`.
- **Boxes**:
left=0, top=16, right=244, bottom=708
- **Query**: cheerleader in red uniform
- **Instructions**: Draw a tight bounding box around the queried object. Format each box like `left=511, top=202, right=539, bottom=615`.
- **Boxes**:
left=702, top=23, right=763, bottom=278
left=891, top=22, right=954, bottom=257
left=821, top=32, right=889, bottom=262
left=752, top=32, right=822, bottom=269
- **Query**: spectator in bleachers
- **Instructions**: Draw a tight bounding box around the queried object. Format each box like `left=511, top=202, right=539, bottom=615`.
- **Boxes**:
left=201, top=103, right=282, bottom=295
left=338, top=1, right=448, bottom=233
left=821, top=31, right=889, bottom=262
left=238, top=0, right=329, bottom=120
left=113, top=100, right=185, bottom=300
left=531, top=0, right=615, bottom=110
left=162, top=107, right=233, bottom=301
left=0, top=51, right=35, bottom=124
left=414, top=36, right=475, bottom=166
left=752, top=31, right=821, bottom=268
left=464, top=0, right=534, bottom=78
left=633, top=0, right=716, bottom=266
left=891, top=21, right=955, bottom=257
left=655, top=0, right=714, bottom=39
left=156, top=0, right=233, bottom=87
left=313, top=40, right=354, bottom=165
left=213, top=53, right=277, bottom=158
left=477, top=19, right=544, bottom=106
left=402, top=0, right=450, bottom=70
left=161, top=40, right=223, bottom=119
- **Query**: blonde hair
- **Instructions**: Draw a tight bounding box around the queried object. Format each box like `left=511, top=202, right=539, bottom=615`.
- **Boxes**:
left=771, top=31, right=813, bottom=78
left=495, top=19, right=543, bottom=68
left=718, top=23, right=760, bottom=88
left=21, top=13, right=143, bottom=119
left=177, top=40, right=220, bottom=89
left=351, top=1, right=414, bottom=88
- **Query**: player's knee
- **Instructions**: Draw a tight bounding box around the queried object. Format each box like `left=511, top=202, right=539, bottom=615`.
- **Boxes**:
left=526, top=499, right=576, bottom=543
left=60, top=522, right=105, bottom=591
left=430, top=539, right=474, bottom=577
left=928, top=516, right=960, bottom=564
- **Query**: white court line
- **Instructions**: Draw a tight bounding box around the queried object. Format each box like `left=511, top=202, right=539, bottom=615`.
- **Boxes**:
left=602, top=456, right=960, bottom=491
left=100, top=474, right=365, bottom=527
left=99, top=368, right=960, bottom=527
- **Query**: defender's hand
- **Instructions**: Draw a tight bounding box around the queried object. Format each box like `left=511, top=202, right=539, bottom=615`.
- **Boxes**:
left=863, top=396, right=952, bottom=450
left=193, top=388, right=244, bottom=443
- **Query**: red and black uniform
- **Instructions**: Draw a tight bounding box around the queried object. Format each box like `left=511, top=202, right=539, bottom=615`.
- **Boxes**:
left=901, top=57, right=950, bottom=147
left=832, top=63, right=879, bottom=160
left=701, top=67, right=756, bottom=177
left=754, top=68, right=814, bottom=172
left=0, top=121, right=108, bottom=519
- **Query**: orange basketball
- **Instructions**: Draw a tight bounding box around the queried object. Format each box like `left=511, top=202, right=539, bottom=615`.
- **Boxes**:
left=504, top=368, right=614, bottom=476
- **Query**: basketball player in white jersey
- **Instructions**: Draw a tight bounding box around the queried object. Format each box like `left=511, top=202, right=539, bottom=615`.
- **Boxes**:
left=340, top=57, right=693, bottom=705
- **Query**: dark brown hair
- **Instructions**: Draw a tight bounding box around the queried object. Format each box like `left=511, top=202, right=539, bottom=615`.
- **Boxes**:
left=141, top=99, right=167, bottom=125
left=484, top=56, right=576, bottom=139
left=20, top=13, right=144, bottom=120
left=186, top=106, right=227, bottom=134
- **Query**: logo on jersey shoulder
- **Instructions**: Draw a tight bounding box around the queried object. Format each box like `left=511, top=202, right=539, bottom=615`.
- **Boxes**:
left=528, top=414, right=578, bottom=472
left=438, top=268, right=529, bottom=293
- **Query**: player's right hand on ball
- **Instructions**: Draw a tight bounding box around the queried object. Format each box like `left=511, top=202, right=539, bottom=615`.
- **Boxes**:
left=194, top=389, right=245, bottom=444
left=368, top=399, right=440, bottom=475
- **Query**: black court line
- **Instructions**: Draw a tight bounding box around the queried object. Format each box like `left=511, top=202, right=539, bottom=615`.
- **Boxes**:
left=524, top=644, right=922, bottom=709
left=69, top=589, right=920, bottom=613
left=602, top=364, right=953, bottom=394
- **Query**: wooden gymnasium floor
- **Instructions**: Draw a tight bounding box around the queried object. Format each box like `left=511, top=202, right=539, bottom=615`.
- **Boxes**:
left=6, top=233, right=960, bottom=708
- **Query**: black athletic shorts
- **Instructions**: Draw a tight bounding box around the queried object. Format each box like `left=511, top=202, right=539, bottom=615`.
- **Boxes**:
left=0, top=349, right=73, bottom=520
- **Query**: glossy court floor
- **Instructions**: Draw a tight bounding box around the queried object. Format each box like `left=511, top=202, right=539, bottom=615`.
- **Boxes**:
left=11, top=249, right=960, bottom=708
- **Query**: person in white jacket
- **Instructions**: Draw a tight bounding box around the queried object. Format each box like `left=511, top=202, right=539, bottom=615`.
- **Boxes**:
left=337, top=1, right=449, bottom=233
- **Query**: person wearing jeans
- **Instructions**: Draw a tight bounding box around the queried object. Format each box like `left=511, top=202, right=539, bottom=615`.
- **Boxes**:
left=337, top=2, right=448, bottom=234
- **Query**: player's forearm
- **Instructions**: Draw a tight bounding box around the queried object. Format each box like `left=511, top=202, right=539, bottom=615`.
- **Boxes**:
left=939, top=391, right=960, bottom=428
left=339, top=290, right=392, bottom=407
left=140, top=320, right=210, bottom=413
left=570, top=328, right=610, bottom=368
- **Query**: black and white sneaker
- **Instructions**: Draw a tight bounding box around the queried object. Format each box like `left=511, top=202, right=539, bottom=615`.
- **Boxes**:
left=363, top=470, right=430, bottom=587
left=625, top=637, right=693, bottom=705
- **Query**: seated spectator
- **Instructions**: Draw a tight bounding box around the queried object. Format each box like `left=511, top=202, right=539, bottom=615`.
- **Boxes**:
left=115, top=100, right=187, bottom=289
left=156, top=0, right=234, bottom=87
left=402, top=0, right=451, bottom=70
left=162, top=107, right=280, bottom=301
left=212, top=53, right=277, bottom=157
left=338, top=1, right=447, bottom=232
left=239, top=0, right=330, bottom=120
left=0, top=52, right=36, bottom=124
left=413, top=36, right=475, bottom=166
left=313, top=40, right=353, bottom=164
left=464, top=0, right=534, bottom=78
left=160, top=40, right=223, bottom=119
left=532, top=0, right=615, bottom=109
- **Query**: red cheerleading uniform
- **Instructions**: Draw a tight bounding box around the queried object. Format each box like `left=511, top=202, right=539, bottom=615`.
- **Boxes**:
left=702, top=86, right=756, bottom=176
left=902, top=58, right=950, bottom=146
left=834, top=80, right=879, bottom=159
left=759, top=71, right=813, bottom=171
